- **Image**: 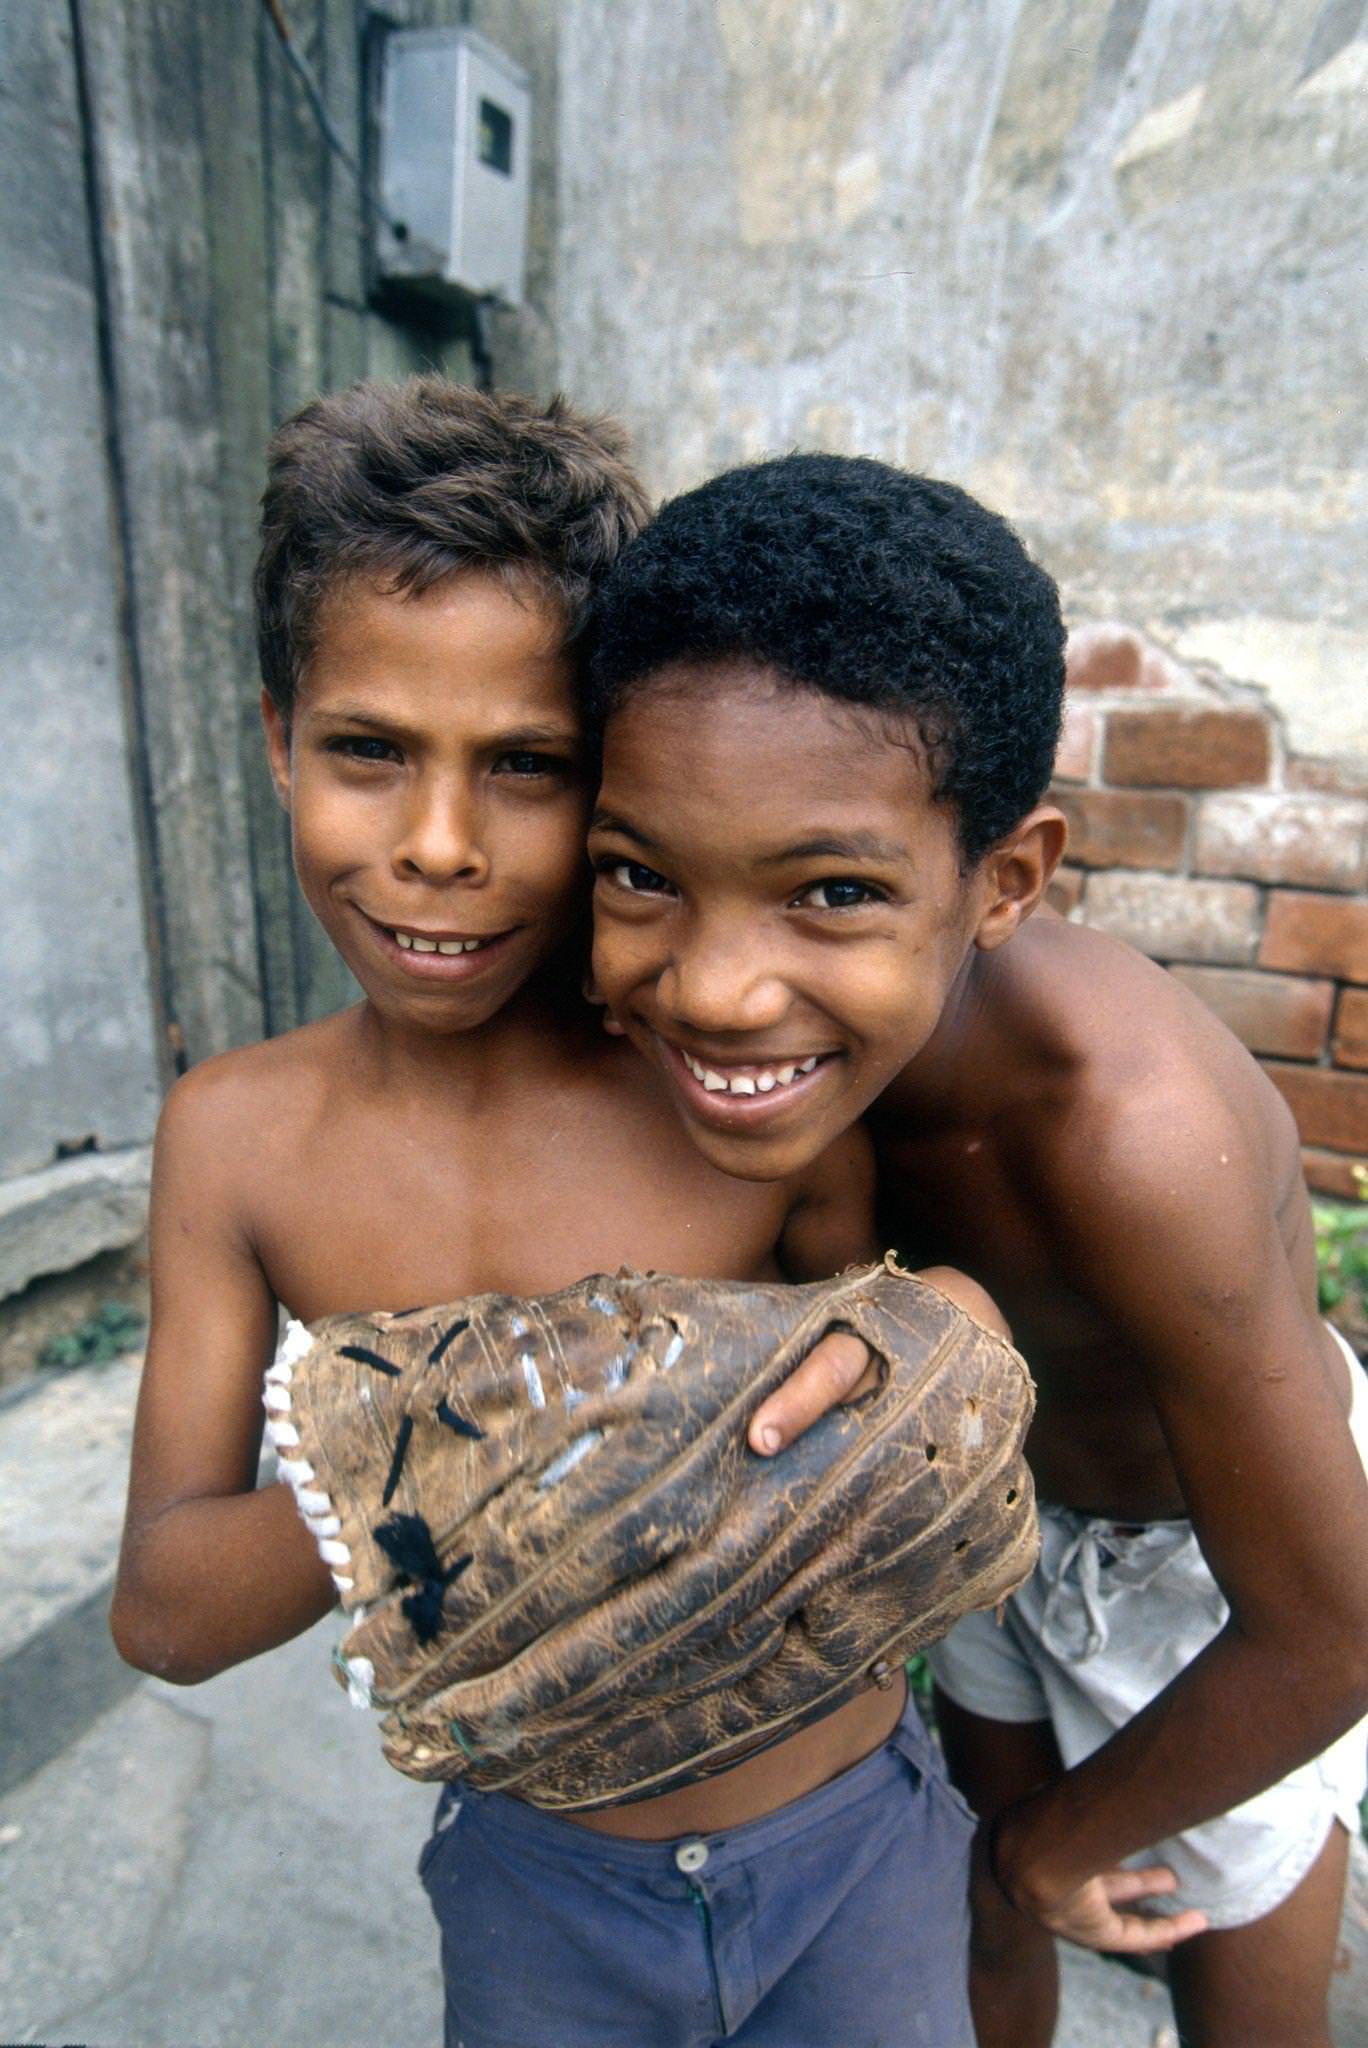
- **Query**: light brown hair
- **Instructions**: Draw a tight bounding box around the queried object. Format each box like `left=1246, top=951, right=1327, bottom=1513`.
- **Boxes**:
left=255, top=376, right=650, bottom=716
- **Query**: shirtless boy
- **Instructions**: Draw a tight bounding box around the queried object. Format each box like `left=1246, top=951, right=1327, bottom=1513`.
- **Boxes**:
left=112, top=384, right=989, bottom=2048
left=584, top=451, right=1368, bottom=2048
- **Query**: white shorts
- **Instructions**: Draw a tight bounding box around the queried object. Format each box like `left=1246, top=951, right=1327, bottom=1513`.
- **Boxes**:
left=927, top=1327, right=1368, bottom=1929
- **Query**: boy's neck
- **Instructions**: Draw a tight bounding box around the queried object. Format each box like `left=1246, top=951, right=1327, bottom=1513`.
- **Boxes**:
left=878, top=943, right=1011, bottom=1130
left=352, top=953, right=594, bottom=1103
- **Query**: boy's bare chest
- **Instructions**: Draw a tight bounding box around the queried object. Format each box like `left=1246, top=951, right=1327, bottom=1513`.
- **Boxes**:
left=876, top=1123, right=1092, bottom=1344
left=875, top=1125, right=1184, bottom=1514
left=252, top=1090, right=790, bottom=1322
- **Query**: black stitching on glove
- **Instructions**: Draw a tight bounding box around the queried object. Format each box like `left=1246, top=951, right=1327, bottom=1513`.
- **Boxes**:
left=428, top=1317, right=471, bottom=1366
left=436, top=1397, right=484, bottom=1441
left=341, top=1344, right=401, bottom=1377
left=382, top=1414, right=415, bottom=1506
left=374, top=1512, right=473, bottom=1644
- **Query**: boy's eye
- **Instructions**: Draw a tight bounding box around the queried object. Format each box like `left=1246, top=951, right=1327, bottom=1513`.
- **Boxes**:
left=495, top=750, right=571, bottom=778
left=793, top=878, right=886, bottom=911
left=327, top=734, right=401, bottom=764
left=596, top=858, right=674, bottom=897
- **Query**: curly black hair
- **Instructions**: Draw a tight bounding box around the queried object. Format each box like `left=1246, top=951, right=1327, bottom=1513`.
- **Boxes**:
left=586, top=454, right=1065, bottom=863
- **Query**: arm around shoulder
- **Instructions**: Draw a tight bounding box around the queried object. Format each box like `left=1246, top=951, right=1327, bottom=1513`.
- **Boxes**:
left=111, top=1061, right=335, bottom=1683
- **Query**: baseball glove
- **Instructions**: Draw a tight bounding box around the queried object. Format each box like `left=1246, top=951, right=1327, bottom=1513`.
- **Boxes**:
left=265, top=1258, right=1037, bottom=1810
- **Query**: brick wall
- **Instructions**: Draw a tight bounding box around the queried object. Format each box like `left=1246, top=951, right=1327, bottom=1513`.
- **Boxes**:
left=1050, top=626, right=1368, bottom=1202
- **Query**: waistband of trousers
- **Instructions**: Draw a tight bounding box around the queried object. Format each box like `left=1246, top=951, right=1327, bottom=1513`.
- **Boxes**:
left=462, top=1692, right=931, bottom=1876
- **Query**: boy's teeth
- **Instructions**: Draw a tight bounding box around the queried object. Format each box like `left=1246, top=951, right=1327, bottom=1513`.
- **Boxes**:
left=393, top=930, right=485, bottom=955
left=681, top=1050, right=824, bottom=1097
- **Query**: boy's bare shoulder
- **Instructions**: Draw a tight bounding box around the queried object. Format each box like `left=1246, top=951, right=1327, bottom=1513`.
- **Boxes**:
left=1004, top=916, right=1304, bottom=1236
left=156, top=1008, right=362, bottom=1174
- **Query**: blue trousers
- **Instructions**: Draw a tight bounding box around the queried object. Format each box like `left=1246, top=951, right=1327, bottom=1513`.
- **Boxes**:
left=419, top=1694, right=975, bottom=2047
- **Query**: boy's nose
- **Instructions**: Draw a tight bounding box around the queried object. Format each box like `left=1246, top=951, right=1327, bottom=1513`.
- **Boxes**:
left=393, top=792, right=490, bottom=885
left=657, top=940, right=789, bottom=1037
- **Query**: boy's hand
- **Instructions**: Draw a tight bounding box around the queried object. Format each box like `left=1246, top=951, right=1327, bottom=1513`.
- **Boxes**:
left=980, top=1819, right=1208, bottom=1955
left=996, top=1860, right=1209, bottom=1955
left=748, top=1331, right=878, bottom=1453
left=748, top=1267, right=1009, bottom=1454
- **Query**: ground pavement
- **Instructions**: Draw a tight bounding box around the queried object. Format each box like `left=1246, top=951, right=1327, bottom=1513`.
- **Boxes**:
left=2, top=1354, right=1365, bottom=2047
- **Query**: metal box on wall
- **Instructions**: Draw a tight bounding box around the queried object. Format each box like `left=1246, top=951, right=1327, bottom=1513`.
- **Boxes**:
left=375, top=26, right=529, bottom=308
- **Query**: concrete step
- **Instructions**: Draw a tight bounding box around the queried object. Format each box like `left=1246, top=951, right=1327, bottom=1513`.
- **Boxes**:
left=0, top=1352, right=143, bottom=1795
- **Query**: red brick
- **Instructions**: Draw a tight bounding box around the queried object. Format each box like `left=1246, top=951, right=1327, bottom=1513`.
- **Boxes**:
left=1285, top=755, right=1368, bottom=796
left=1302, top=1148, right=1368, bottom=1200
left=1082, top=873, right=1260, bottom=964
left=1194, top=793, right=1368, bottom=891
left=1066, top=625, right=1145, bottom=693
left=1169, top=967, right=1333, bottom=1060
left=1046, top=865, right=1085, bottom=917
left=1103, top=707, right=1273, bottom=790
left=1054, top=788, right=1187, bottom=871
left=1065, top=625, right=1185, bottom=694
left=1265, top=1063, right=1368, bottom=1153
left=1259, top=894, right=1368, bottom=985
left=1053, top=700, right=1097, bottom=783
left=1335, top=988, right=1368, bottom=1072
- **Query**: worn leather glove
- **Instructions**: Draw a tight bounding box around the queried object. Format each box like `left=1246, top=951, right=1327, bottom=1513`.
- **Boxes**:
left=266, top=1258, right=1037, bottom=1809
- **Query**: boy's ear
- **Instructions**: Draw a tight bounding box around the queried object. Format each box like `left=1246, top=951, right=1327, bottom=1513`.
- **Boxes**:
left=261, top=690, right=292, bottom=809
left=972, top=804, right=1068, bottom=952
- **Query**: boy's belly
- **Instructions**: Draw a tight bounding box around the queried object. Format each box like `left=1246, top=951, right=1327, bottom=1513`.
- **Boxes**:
left=559, top=1677, right=909, bottom=1839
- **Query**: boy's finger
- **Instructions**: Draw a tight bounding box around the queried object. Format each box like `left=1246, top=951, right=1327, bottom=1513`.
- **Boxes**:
left=1105, top=1906, right=1208, bottom=1953
left=749, top=1333, right=876, bottom=1454
left=1102, top=1865, right=1179, bottom=1901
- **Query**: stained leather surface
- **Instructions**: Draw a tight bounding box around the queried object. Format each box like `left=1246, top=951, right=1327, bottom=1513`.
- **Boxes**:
left=287, top=1261, right=1038, bottom=1809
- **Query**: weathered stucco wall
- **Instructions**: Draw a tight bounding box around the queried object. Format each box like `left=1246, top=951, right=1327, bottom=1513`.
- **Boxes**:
left=0, top=0, right=163, bottom=1289
left=556, top=0, right=1368, bottom=773
left=0, top=0, right=519, bottom=1298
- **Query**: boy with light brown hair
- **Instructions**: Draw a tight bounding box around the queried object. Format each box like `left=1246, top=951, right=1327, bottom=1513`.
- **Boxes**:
left=113, top=381, right=994, bottom=2047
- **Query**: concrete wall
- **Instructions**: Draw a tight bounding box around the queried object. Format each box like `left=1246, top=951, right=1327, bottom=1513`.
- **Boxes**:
left=555, top=0, right=1368, bottom=775
left=0, top=0, right=512, bottom=1300
left=0, top=2, right=162, bottom=1292
left=5, top=0, right=1364, bottom=1296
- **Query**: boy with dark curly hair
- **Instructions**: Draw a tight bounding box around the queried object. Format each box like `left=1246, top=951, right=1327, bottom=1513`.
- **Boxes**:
left=585, top=452, right=1368, bottom=2048
left=113, top=388, right=993, bottom=2048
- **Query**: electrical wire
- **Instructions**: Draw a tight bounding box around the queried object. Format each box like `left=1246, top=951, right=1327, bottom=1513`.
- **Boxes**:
left=260, top=0, right=407, bottom=238
left=262, top=0, right=500, bottom=388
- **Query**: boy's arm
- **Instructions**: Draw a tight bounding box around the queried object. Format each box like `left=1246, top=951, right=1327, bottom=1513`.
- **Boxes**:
left=754, top=1132, right=1012, bottom=1449
left=110, top=1065, right=335, bottom=1684
left=990, top=1085, right=1368, bottom=1948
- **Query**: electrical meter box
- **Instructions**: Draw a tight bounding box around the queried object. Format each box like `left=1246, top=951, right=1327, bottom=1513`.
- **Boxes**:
left=375, top=26, right=530, bottom=308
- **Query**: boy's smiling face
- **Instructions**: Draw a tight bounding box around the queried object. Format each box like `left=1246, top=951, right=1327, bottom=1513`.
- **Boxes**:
left=589, top=663, right=1012, bottom=1180
left=265, top=570, right=588, bottom=1034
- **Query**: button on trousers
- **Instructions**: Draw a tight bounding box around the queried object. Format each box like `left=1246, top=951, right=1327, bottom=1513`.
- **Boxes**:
left=420, top=1695, right=976, bottom=2047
